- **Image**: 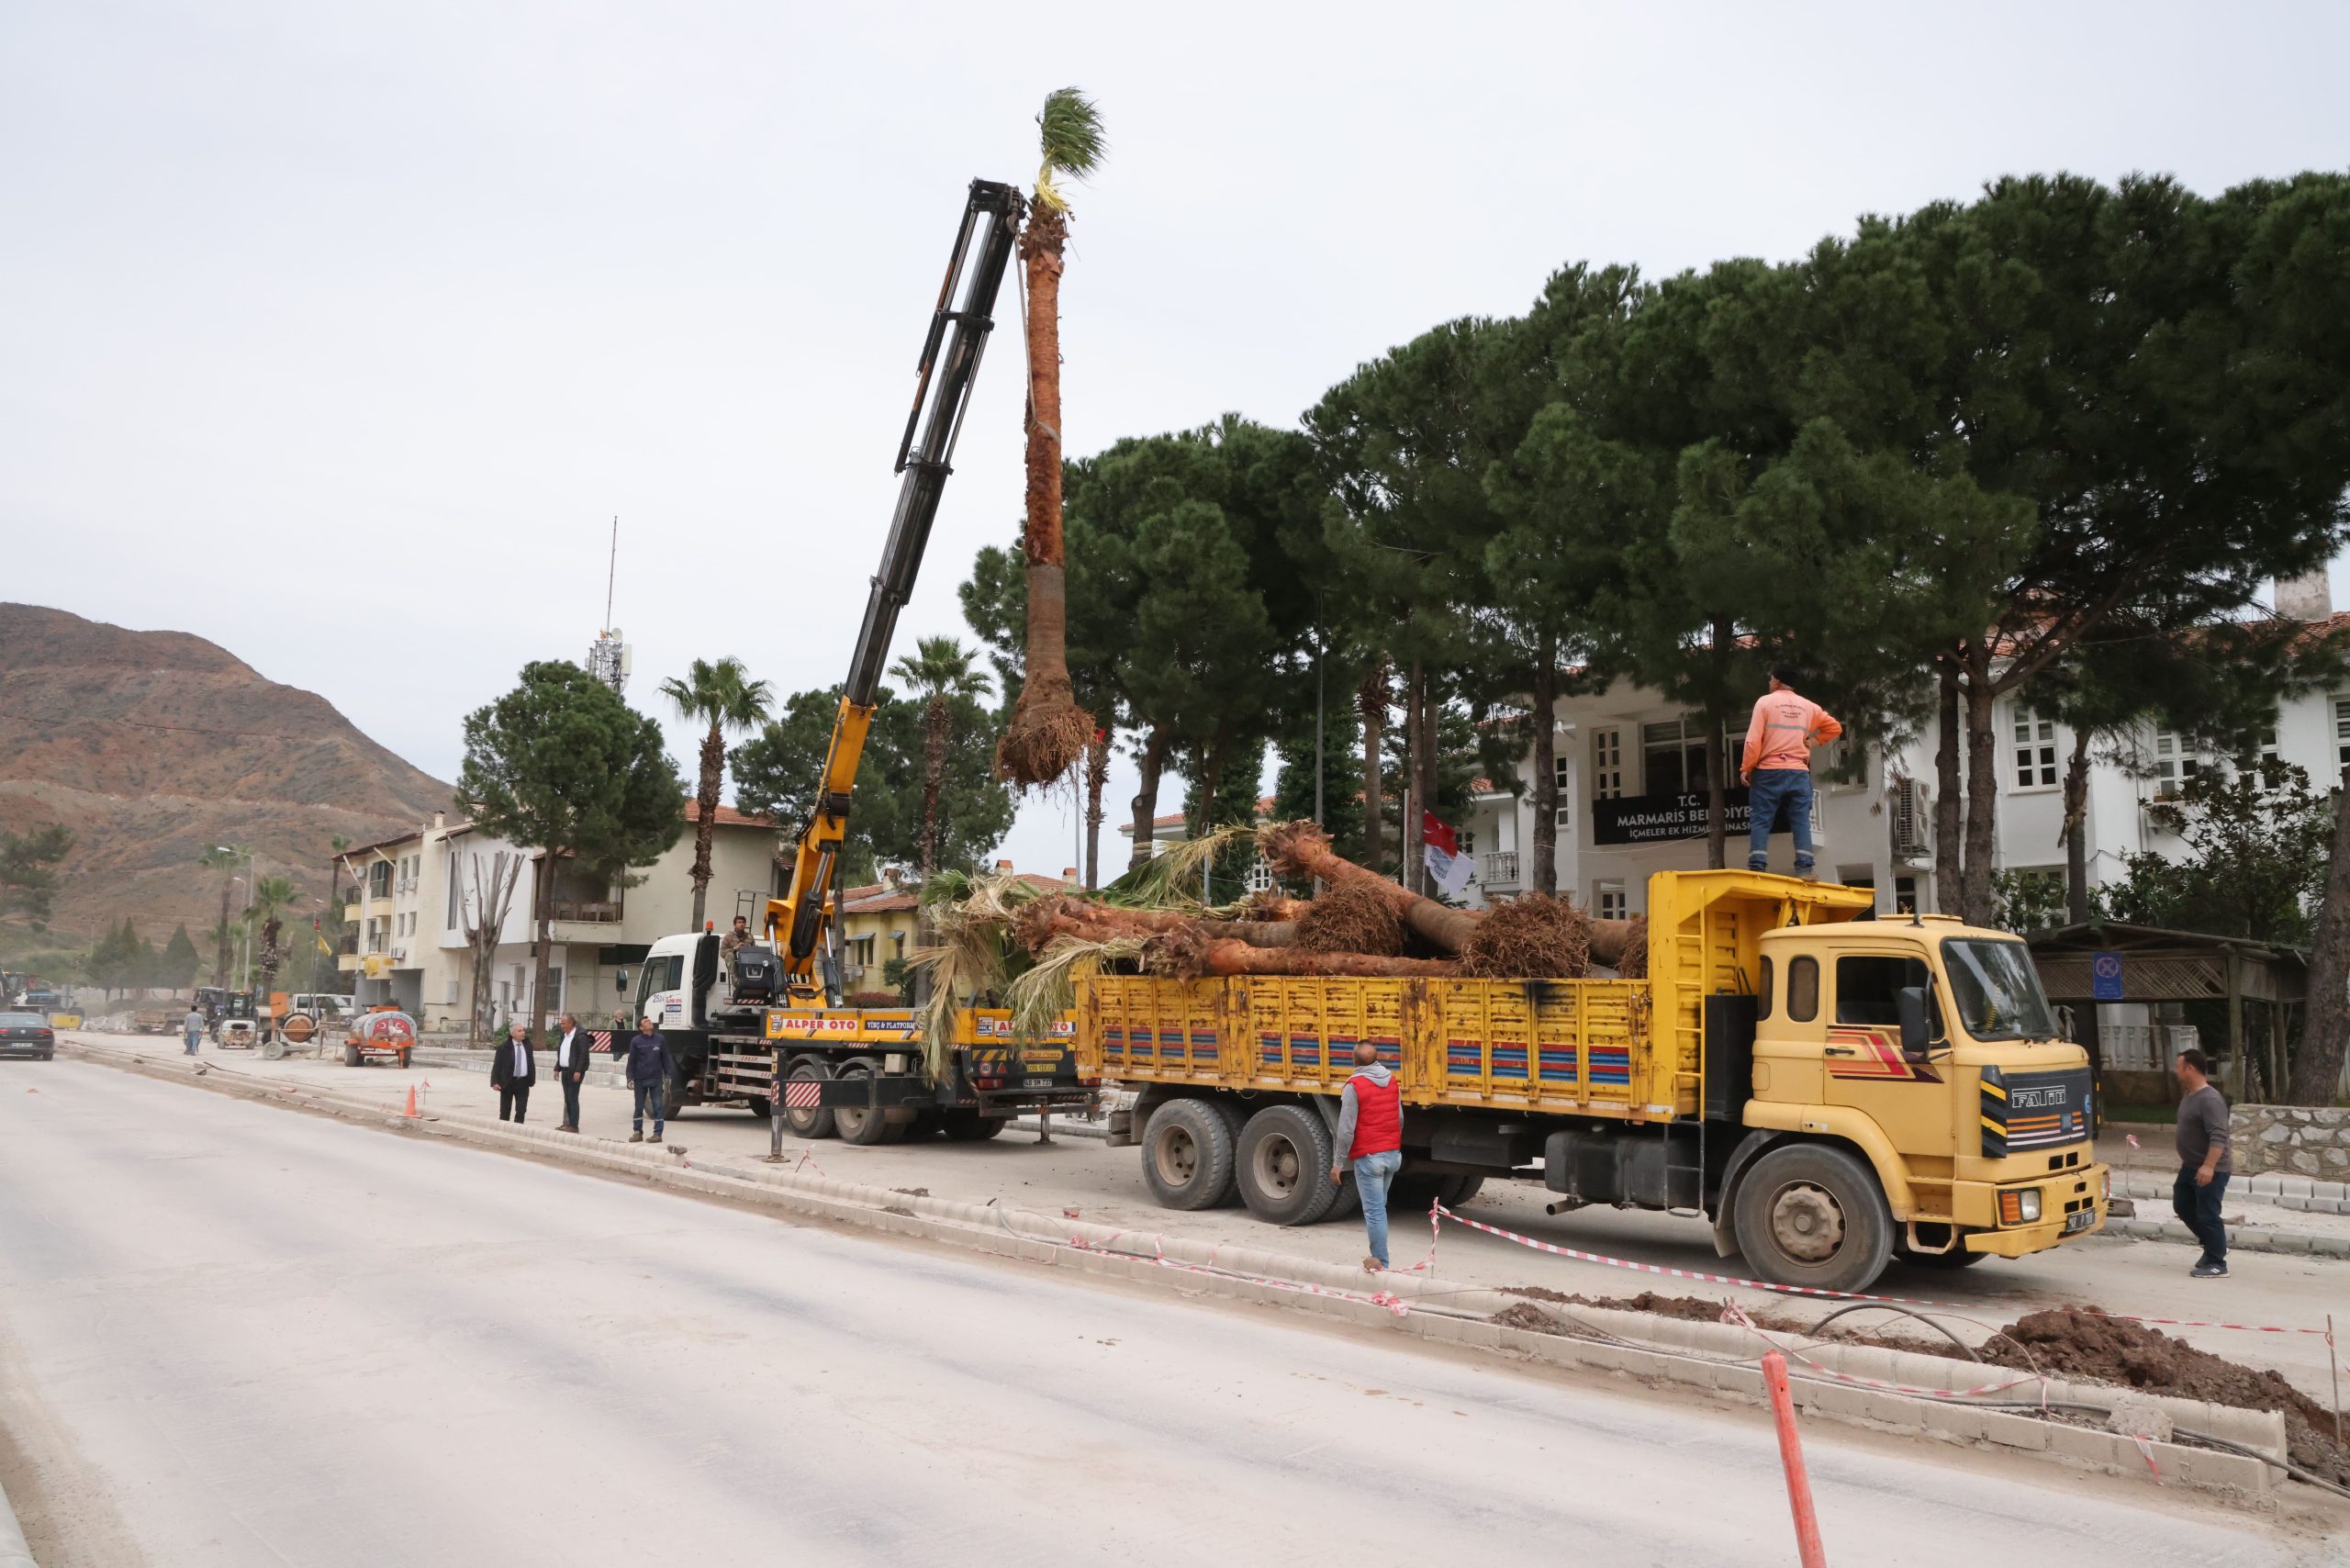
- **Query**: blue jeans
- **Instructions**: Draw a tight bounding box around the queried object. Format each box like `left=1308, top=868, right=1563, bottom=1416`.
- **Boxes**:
left=1747, top=768, right=1815, bottom=873
left=183, top=1030, right=201, bottom=1056
left=632, top=1081, right=665, bottom=1137
left=2173, top=1168, right=2229, bottom=1267
left=1352, top=1148, right=1404, bottom=1267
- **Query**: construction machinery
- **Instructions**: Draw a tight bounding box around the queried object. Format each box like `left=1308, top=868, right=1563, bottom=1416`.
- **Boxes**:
left=632, top=179, right=1094, bottom=1141
left=1083, top=870, right=2109, bottom=1294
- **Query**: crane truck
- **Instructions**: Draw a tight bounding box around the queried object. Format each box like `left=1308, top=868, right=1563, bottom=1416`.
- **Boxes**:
left=632, top=178, right=1095, bottom=1143
left=1082, top=870, right=2109, bottom=1294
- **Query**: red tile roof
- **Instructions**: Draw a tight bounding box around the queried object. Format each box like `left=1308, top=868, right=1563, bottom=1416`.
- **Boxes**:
left=690, top=801, right=778, bottom=828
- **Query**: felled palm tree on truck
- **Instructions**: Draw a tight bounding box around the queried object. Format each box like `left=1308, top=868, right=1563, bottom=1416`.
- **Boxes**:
left=997, top=86, right=1106, bottom=789
left=659, top=656, right=774, bottom=931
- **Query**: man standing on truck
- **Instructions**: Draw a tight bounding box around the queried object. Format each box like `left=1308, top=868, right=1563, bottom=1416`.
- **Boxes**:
left=1327, top=1041, right=1405, bottom=1272
left=2173, top=1047, right=2232, bottom=1279
left=625, top=1015, right=672, bottom=1146
left=1740, top=665, right=1842, bottom=879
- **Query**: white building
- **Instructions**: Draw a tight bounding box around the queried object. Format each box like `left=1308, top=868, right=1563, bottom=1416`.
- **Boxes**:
left=340, top=802, right=784, bottom=1033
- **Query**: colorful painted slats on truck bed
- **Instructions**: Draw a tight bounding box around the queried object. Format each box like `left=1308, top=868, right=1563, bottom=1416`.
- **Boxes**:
left=1082, top=974, right=1651, bottom=1114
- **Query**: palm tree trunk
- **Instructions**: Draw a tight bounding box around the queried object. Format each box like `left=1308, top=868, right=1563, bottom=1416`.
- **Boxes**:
left=1529, top=635, right=1557, bottom=896
left=999, top=201, right=1091, bottom=787
left=215, top=878, right=232, bottom=983
left=1358, top=659, right=1388, bottom=873
left=689, top=722, right=722, bottom=930
left=1128, top=724, right=1169, bottom=872
left=921, top=698, right=946, bottom=877
left=2288, top=767, right=2350, bottom=1104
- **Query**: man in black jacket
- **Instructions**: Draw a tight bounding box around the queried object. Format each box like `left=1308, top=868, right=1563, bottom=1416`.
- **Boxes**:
left=550, top=1012, right=594, bottom=1133
left=489, top=1021, right=536, bottom=1124
left=625, top=1015, right=672, bottom=1145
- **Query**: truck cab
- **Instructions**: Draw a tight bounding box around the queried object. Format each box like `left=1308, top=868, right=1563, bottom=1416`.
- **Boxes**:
left=1740, top=912, right=2100, bottom=1275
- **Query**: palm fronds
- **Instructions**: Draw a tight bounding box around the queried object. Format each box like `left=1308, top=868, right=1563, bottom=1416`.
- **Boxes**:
left=1005, top=934, right=1142, bottom=1042
left=1034, top=86, right=1105, bottom=212
left=1094, top=823, right=1255, bottom=911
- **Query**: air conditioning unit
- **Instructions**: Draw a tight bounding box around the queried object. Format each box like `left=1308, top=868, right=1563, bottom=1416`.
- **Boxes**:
left=1890, top=778, right=1933, bottom=868
left=390, top=946, right=408, bottom=962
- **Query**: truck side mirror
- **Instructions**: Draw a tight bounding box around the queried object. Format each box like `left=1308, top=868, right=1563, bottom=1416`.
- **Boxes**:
left=1897, top=986, right=1931, bottom=1057
left=615, top=971, right=631, bottom=991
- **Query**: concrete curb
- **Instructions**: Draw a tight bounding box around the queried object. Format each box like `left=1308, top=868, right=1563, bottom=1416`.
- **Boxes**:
left=0, top=1470, right=32, bottom=1568
left=2243, top=1172, right=2350, bottom=1204
left=2102, top=1215, right=2350, bottom=1258
left=56, top=1041, right=2311, bottom=1508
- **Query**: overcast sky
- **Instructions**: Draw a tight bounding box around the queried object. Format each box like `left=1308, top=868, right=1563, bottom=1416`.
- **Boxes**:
left=6, top=3, right=2348, bottom=878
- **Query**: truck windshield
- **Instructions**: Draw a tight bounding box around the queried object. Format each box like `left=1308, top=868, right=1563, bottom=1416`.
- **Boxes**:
left=1940, top=938, right=2057, bottom=1041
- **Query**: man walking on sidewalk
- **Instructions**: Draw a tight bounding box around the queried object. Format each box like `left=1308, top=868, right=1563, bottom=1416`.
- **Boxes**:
left=489, top=1021, right=536, bottom=1124
left=2173, top=1047, right=2232, bottom=1279
left=552, top=1012, right=591, bottom=1133
left=1327, top=1041, right=1404, bottom=1272
left=625, top=1016, right=672, bottom=1145
left=1740, top=665, right=1842, bottom=879
left=182, top=1002, right=204, bottom=1056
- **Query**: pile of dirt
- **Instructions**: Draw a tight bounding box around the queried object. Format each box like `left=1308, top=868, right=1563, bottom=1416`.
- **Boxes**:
left=1460, top=894, right=1592, bottom=980
left=1979, top=1308, right=2347, bottom=1485
left=1496, top=1286, right=1802, bottom=1331
left=1293, top=879, right=1404, bottom=956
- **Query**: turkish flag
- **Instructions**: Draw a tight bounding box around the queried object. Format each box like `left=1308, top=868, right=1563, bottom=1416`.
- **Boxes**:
left=1422, top=812, right=1458, bottom=856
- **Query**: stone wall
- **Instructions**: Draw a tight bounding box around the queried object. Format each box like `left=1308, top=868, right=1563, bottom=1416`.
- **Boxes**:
left=2229, top=1104, right=2350, bottom=1178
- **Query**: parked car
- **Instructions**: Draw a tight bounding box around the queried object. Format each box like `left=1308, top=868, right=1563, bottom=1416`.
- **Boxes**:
left=0, top=1012, right=56, bottom=1061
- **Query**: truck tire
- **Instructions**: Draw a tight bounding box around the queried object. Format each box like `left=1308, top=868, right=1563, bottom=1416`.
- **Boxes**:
left=1443, top=1174, right=1486, bottom=1207
left=1324, top=1174, right=1362, bottom=1222
left=343, top=1042, right=362, bottom=1068
left=1236, top=1105, right=1341, bottom=1226
left=941, top=1109, right=1005, bottom=1140
left=1140, top=1099, right=1237, bottom=1211
left=397, top=1047, right=411, bottom=1070
left=741, top=1097, right=772, bottom=1119
left=834, top=1059, right=902, bottom=1146
left=783, top=1058, right=836, bottom=1140
left=1732, top=1142, right=1894, bottom=1294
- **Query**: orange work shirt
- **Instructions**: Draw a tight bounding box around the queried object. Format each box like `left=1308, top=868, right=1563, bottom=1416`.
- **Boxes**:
left=1741, top=689, right=1842, bottom=775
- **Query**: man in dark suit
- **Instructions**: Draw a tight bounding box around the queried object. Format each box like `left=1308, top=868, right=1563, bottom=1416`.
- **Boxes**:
left=489, top=1021, right=536, bottom=1124
left=550, top=1012, right=593, bottom=1133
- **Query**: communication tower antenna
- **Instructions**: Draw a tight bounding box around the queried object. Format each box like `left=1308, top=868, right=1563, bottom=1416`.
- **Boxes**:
left=587, top=515, right=629, bottom=695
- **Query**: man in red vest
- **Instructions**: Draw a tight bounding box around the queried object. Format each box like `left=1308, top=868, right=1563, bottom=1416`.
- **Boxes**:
left=1329, top=1040, right=1404, bottom=1271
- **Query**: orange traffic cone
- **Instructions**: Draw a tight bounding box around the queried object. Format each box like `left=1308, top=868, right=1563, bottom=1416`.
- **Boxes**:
left=403, top=1085, right=419, bottom=1119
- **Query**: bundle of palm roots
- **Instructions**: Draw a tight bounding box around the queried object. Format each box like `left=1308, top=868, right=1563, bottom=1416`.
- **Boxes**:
left=911, top=821, right=1648, bottom=1055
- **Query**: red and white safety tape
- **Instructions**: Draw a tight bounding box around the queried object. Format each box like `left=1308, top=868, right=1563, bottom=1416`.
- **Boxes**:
left=1428, top=1203, right=2333, bottom=1337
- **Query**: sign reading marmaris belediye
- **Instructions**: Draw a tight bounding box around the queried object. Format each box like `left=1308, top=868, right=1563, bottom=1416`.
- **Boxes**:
left=1590, top=790, right=1753, bottom=846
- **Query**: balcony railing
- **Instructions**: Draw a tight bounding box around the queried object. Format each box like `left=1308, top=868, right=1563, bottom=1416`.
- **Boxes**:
left=1480, top=851, right=1520, bottom=888
left=337, top=934, right=359, bottom=955
left=549, top=899, right=624, bottom=924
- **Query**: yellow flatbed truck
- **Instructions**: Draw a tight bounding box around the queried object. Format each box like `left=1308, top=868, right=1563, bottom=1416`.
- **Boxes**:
left=1081, top=869, right=2108, bottom=1294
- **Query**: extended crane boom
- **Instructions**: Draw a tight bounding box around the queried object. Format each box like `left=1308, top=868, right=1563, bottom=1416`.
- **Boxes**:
left=766, top=178, right=1024, bottom=987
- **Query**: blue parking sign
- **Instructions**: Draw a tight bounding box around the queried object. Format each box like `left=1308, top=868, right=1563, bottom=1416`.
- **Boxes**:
left=2090, top=951, right=2124, bottom=1002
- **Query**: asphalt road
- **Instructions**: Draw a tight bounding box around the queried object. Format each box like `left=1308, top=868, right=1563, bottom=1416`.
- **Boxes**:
left=57, top=1033, right=2350, bottom=1406
left=1, top=1059, right=2337, bottom=1565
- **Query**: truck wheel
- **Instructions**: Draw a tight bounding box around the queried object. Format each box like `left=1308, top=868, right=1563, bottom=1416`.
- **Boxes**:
left=741, top=1097, right=771, bottom=1119
left=1895, top=1225, right=1988, bottom=1269
left=941, top=1110, right=1005, bottom=1140
left=343, top=1043, right=362, bottom=1068
left=908, top=1109, right=945, bottom=1139
left=1324, top=1175, right=1362, bottom=1222
left=397, top=1047, right=411, bottom=1070
left=834, top=1059, right=902, bottom=1146
left=1236, top=1105, right=1341, bottom=1226
left=783, top=1058, right=836, bottom=1140
left=1733, top=1143, right=1894, bottom=1294
left=1438, top=1173, right=1485, bottom=1208
left=1140, top=1100, right=1237, bottom=1211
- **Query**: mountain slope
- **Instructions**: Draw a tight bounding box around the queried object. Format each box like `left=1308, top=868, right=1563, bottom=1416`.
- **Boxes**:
left=0, top=603, right=453, bottom=935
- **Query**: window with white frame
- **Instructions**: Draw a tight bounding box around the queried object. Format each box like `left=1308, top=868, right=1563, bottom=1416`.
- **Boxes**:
left=1459, top=829, right=1476, bottom=858
left=1243, top=855, right=1275, bottom=893
left=447, top=854, right=463, bottom=929
left=1641, top=717, right=1709, bottom=796
left=2151, top=728, right=2202, bottom=801
left=2011, top=708, right=2059, bottom=790
left=1589, top=728, right=1626, bottom=800
left=2334, top=697, right=2350, bottom=769
left=1552, top=754, right=1571, bottom=796
left=1594, top=880, right=1628, bottom=921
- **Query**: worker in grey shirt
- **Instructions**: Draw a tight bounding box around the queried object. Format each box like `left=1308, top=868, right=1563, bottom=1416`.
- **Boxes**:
left=2172, top=1047, right=2232, bottom=1278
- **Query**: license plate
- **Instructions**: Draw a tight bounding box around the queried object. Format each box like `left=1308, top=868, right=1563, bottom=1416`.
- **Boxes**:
left=1023, top=1077, right=1055, bottom=1089
left=2065, top=1209, right=2094, bottom=1234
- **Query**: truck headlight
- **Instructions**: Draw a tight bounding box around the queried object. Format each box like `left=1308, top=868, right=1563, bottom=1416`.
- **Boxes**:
left=1998, top=1188, right=2043, bottom=1226
left=2101, top=1169, right=2111, bottom=1202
